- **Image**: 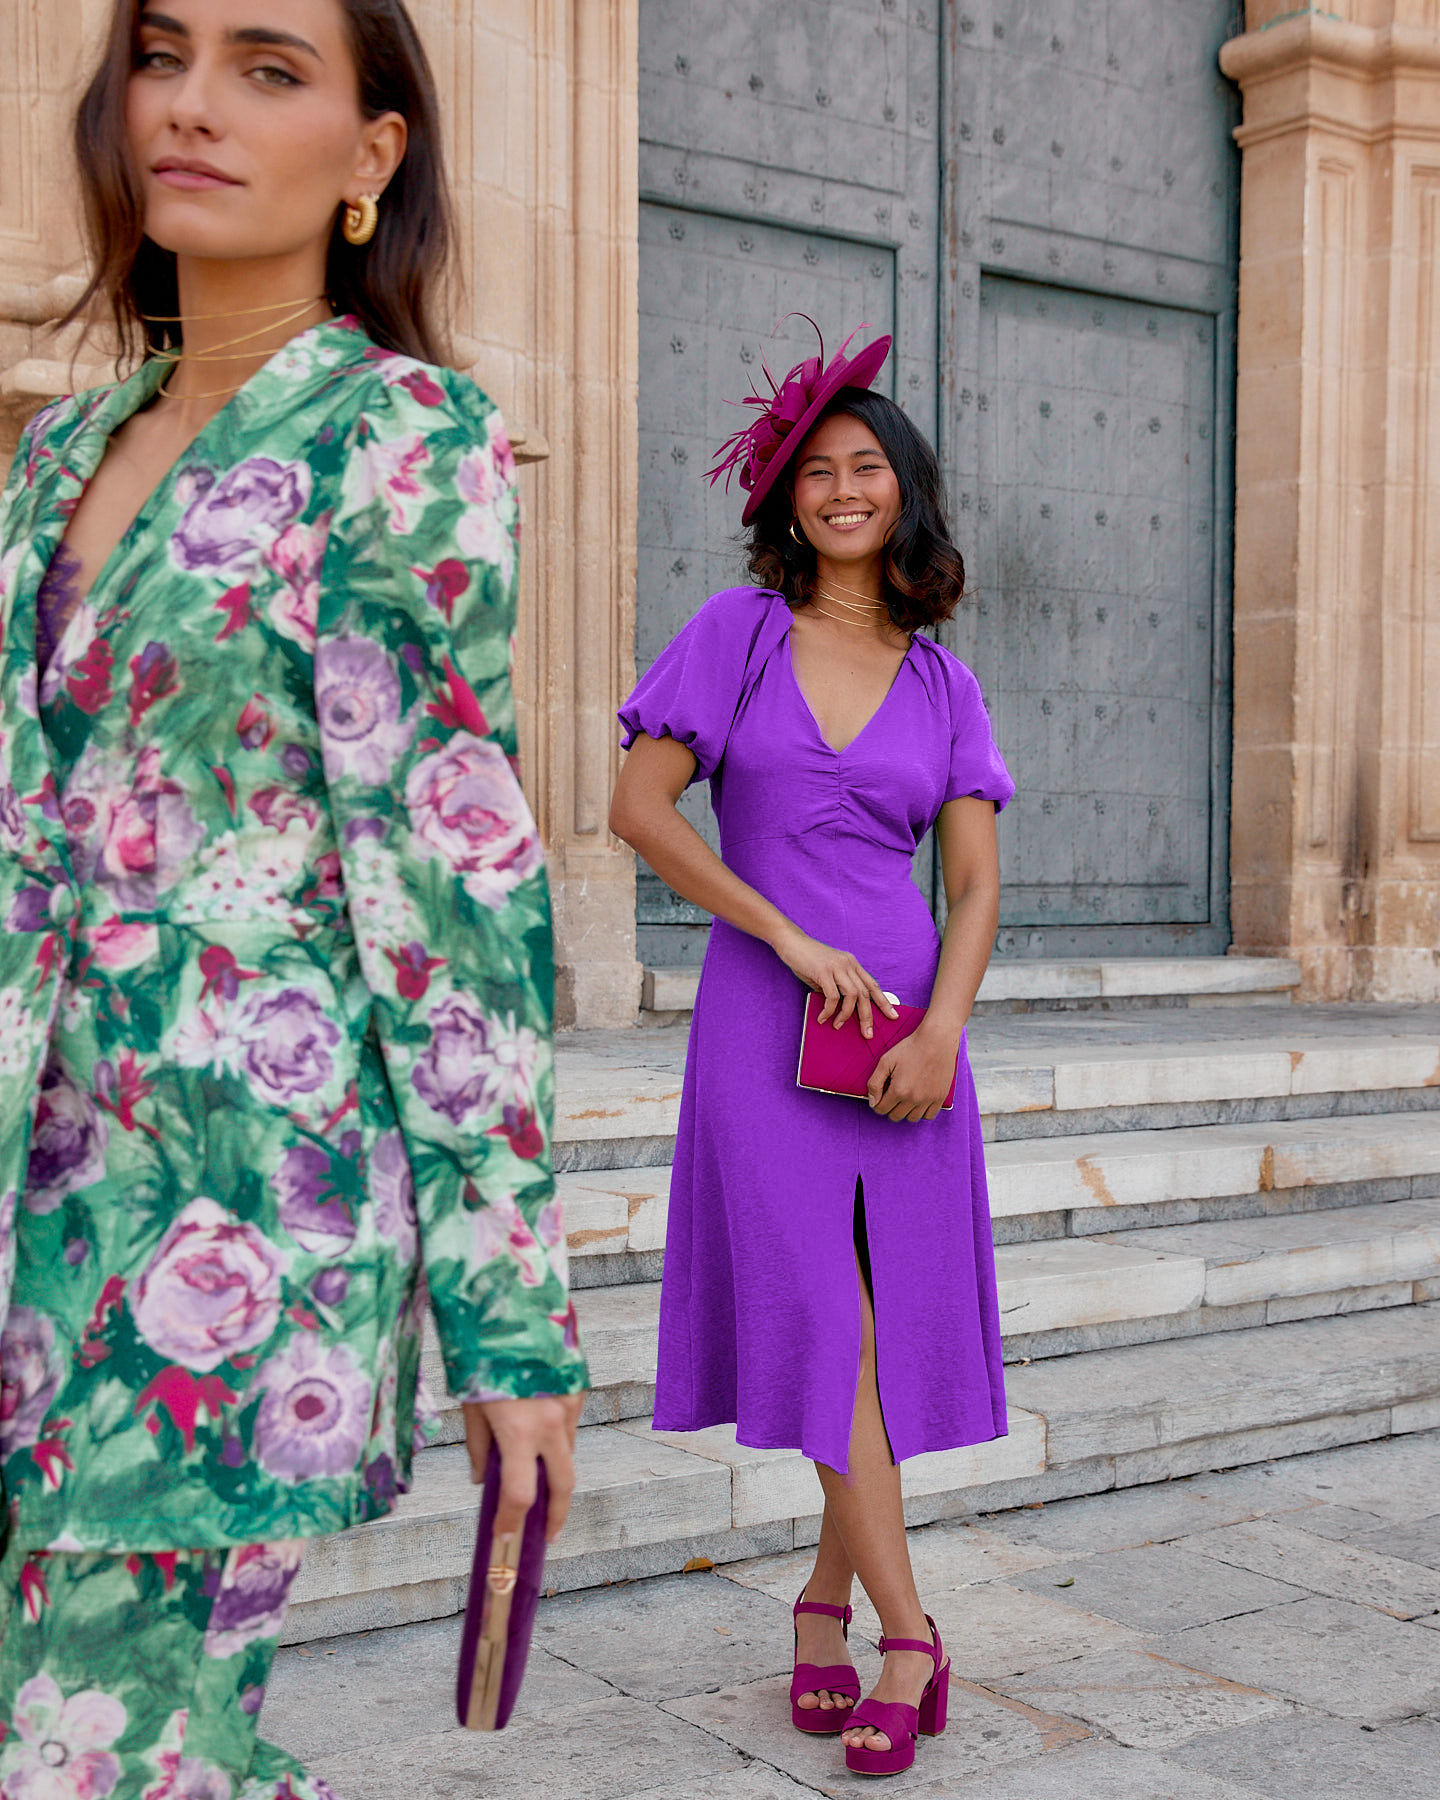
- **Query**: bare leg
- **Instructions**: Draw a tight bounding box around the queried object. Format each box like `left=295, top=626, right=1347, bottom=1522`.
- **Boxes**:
left=792, top=1499, right=856, bottom=1715
left=814, top=1255, right=934, bottom=1755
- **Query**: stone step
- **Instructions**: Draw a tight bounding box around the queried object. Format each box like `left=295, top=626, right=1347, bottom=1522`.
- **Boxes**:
left=284, top=1301, right=1440, bottom=1643
left=554, top=1010, right=1440, bottom=1170
left=641, top=955, right=1302, bottom=1020
left=419, top=1197, right=1440, bottom=1438
left=555, top=1112, right=1440, bottom=1275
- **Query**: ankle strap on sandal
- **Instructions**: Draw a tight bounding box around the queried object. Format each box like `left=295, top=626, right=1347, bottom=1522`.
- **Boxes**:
left=794, top=1596, right=854, bottom=1626
left=878, top=1617, right=941, bottom=1663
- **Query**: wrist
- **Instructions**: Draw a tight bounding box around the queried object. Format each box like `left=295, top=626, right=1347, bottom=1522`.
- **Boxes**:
left=915, top=1012, right=964, bottom=1052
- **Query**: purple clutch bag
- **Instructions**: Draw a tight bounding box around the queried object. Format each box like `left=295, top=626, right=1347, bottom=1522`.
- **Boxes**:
left=455, top=1443, right=549, bottom=1731
left=797, top=989, right=956, bottom=1109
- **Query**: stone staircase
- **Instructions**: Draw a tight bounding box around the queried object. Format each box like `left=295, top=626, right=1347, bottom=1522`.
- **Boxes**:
left=282, top=962, right=1440, bottom=1643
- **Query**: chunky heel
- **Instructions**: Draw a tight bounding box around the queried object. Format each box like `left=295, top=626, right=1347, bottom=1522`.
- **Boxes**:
left=843, top=1617, right=947, bottom=1778
left=789, top=1588, right=860, bottom=1735
left=917, top=1658, right=949, bottom=1736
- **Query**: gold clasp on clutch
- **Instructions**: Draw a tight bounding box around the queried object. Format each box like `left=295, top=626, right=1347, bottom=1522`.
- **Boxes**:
left=487, top=1564, right=518, bottom=1594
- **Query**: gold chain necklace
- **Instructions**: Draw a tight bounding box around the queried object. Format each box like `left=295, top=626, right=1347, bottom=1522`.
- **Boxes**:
left=142, top=294, right=328, bottom=324
left=808, top=602, right=893, bottom=630
left=815, top=586, right=887, bottom=618
left=156, top=299, right=330, bottom=400
left=822, top=573, right=887, bottom=604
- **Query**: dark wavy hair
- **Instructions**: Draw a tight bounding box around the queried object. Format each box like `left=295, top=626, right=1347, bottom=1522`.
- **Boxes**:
left=745, top=388, right=966, bottom=632
left=63, top=0, right=454, bottom=365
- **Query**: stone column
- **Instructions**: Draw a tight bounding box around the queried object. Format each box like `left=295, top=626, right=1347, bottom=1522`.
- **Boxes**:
left=1222, top=2, right=1440, bottom=1000
left=406, top=2, right=643, bottom=1028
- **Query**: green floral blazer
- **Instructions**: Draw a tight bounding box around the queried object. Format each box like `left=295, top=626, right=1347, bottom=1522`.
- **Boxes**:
left=0, top=317, right=588, bottom=1552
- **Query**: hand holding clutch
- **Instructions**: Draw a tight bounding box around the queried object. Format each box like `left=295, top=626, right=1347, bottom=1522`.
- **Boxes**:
left=797, top=989, right=957, bottom=1110
left=456, top=1443, right=549, bottom=1731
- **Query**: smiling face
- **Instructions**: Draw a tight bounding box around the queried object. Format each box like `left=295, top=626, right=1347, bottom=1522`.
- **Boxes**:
left=789, top=411, right=904, bottom=572
left=126, top=0, right=405, bottom=263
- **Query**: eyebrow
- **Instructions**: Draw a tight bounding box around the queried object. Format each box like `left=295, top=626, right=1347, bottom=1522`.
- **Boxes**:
left=139, top=12, right=323, bottom=59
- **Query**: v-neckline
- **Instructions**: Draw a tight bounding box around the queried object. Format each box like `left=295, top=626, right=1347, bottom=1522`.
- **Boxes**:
left=47, top=316, right=354, bottom=618
left=785, top=623, right=913, bottom=757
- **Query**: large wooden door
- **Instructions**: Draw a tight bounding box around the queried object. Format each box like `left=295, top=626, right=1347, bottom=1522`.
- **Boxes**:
left=636, top=0, right=942, bottom=965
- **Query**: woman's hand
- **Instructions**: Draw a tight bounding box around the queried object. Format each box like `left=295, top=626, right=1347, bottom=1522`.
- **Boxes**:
left=462, top=1392, right=585, bottom=1544
left=867, top=1021, right=960, bottom=1122
left=774, top=928, right=899, bottom=1038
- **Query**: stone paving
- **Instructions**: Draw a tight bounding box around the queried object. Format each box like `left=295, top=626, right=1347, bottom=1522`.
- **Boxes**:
left=265, top=1429, right=1440, bottom=1798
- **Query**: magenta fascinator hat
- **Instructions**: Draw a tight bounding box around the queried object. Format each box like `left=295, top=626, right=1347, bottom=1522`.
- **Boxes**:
left=706, top=317, right=892, bottom=525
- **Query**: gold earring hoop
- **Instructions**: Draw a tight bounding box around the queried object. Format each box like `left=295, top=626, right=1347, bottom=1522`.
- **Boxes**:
left=342, top=193, right=380, bottom=246
left=789, top=518, right=808, bottom=549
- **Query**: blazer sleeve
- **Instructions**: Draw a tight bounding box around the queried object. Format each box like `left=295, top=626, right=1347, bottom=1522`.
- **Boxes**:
left=943, top=655, right=1015, bottom=811
left=317, top=364, right=587, bottom=1404
left=618, top=588, right=779, bottom=783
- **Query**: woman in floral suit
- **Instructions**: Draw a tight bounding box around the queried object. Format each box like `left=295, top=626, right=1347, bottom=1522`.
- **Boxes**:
left=0, top=2, right=586, bottom=1794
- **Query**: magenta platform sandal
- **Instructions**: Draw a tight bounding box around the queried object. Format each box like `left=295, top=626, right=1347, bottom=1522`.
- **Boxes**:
left=843, top=1615, right=949, bottom=1777
left=790, top=1589, right=861, bottom=1734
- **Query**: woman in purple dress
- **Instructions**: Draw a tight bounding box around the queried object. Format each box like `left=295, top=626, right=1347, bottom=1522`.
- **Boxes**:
left=610, top=328, right=1014, bottom=1779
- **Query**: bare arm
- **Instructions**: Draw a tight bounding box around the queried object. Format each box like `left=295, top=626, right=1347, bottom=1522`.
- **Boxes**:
left=610, top=733, right=897, bottom=1033
left=867, top=796, right=1001, bottom=1122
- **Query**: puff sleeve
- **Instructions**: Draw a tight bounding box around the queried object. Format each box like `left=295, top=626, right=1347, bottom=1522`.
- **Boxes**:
left=943, top=655, right=1015, bottom=811
left=317, top=362, right=588, bottom=1404
left=618, top=587, right=782, bottom=783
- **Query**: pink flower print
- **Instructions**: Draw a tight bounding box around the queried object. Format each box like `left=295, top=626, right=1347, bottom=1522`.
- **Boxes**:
left=265, top=514, right=329, bottom=652
left=233, top=987, right=340, bottom=1108
left=349, top=428, right=431, bottom=533
left=315, top=636, right=415, bottom=785
left=129, top=1197, right=286, bottom=1373
left=0, top=1308, right=64, bottom=1458
left=471, top=1192, right=545, bottom=1286
left=202, top=1541, right=304, bottom=1658
left=397, top=365, right=447, bottom=407
left=171, top=457, right=311, bottom=578
left=404, top=733, right=544, bottom=910
left=454, top=445, right=515, bottom=581
left=37, top=604, right=98, bottom=711
left=252, top=1336, right=372, bottom=1482
left=236, top=695, right=274, bottom=750
left=127, top=642, right=179, bottom=728
left=409, top=557, right=469, bottom=622
left=0, top=1672, right=125, bottom=1800
left=81, top=917, right=159, bottom=973
left=64, top=746, right=204, bottom=910
left=248, top=787, right=322, bottom=834
left=24, top=1062, right=107, bottom=1215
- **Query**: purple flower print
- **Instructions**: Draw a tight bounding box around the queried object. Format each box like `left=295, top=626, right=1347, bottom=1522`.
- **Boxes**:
left=411, top=995, right=502, bottom=1126
left=311, top=1266, right=351, bottom=1308
left=315, top=635, right=415, bottom=785
left=24, top=1061, right=107, bottom=1215
left=272, top=1143, right=356, bottom=1257
left=234, top=988, right=340, bottom=1108
left=202, top=1541, right=304, bottom=1658
left=405, top=733, right=543, bottom=909
left=0, top=783, right=24, bottom=854
left=129, top=1197, right=286, bottom=1373
left=0, top=1673, right=125, bottom=1800
left=252, top=1336, right=372, bottom=1482
left=364, top=1453, right=397, bottom=1506
left=0, top=1307, right=63, bottom=1458
left=170, top=456, right=311, bottom=578
left=368, top=1130, right=418, bottom=1262
left=5, top=885, right=49, bottom=933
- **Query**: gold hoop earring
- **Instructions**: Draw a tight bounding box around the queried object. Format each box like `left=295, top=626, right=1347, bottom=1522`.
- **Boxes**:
left=342, top=194, right=380, bottom=246
left=789, top=518, right=808, bottom=549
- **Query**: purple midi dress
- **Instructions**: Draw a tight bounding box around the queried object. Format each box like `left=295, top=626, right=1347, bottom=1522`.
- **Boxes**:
left=619, top=586, right=1016, bottom=1474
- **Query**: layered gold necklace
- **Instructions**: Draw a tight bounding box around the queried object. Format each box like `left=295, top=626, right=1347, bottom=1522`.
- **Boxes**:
left=142, top=294, right=330, bottom=400
left=809, top=573, right=892, bottom=630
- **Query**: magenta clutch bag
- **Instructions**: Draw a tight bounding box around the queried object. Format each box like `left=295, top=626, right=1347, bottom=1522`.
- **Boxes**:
left=797, top=989, right=956, bottom=1109
left=455, top=1444, right=549, bottom=1731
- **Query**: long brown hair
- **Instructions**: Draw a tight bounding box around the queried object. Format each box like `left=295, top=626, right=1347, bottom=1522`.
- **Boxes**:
left=64, top=0, right=455, bottom=366
left=746, top=389, right=966, bottom=633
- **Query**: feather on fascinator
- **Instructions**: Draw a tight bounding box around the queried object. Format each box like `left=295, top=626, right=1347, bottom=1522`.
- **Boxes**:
left=706, top=317, right=893, bottom=525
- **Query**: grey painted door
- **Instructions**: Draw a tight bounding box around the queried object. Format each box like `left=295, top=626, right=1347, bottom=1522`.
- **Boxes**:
left=637, top=0, right=942, bottom=966
left=940, top=1, right=1242, bottom=956
left=636, top=0, right=1241, bottom=965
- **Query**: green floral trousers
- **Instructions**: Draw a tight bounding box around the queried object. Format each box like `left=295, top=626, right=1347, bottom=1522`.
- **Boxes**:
left=0, top=1538, right=337, bottom=1800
